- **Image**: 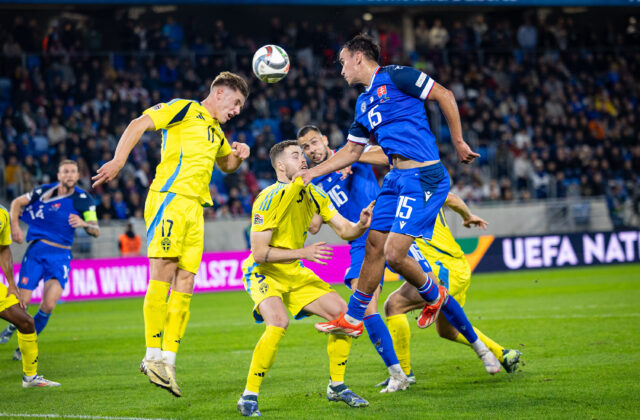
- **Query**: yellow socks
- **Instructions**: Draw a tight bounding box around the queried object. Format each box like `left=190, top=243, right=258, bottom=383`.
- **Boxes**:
left=162, top=291, right=192, bottom=354
left=387, top=314, right=412, bottom=375
left=143, top=280, right=170, bottom=349
left=246, top=325, right=286, bottom=393
left=17, top=331, right=38, bottom=377
left=454, top=327, right=505, bottom=362
left=328, top=334, right=352, bottom=383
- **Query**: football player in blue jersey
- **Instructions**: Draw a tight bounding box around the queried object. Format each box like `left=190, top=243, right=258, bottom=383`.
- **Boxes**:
left=0, top=160, right=99, bottom=359
left=296, top=34, right=490, bottom=372
left=299, top=127, right=500, bottom=390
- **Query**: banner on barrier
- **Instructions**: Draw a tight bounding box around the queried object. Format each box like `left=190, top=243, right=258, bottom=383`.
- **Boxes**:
left=460, top=230, right=640, bottom=273
left=2, top=230, right=637, bottom=303
left=0, top=246, right=353, bottom=304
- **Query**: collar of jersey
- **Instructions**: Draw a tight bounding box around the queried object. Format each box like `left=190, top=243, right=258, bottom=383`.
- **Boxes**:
left=41, top=183, right=74, bottom=203
left=364, top=66, right=381, bottom=92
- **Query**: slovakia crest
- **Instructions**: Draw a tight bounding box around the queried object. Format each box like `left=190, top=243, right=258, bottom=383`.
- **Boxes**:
left=377, top=85, right=389, bottom=103
left=49, top=203, right=61, bottom=212
left=360, top=102, right=366, bottom=113
left=253, top=213, right=264, bottom=226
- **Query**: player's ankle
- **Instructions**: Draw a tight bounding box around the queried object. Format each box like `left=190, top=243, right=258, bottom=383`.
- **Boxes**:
left=243, top=389, right=258, bottom=397
left=145, top=347, right=162, bottom=361
left=344, top=313, right=359, bottom=324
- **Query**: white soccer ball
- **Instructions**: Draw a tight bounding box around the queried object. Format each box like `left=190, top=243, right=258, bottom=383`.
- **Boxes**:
left=252, top=45, right=290, bottom=83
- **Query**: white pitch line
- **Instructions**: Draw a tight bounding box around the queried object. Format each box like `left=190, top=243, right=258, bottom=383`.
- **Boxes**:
left=0, top=414, right=174, bottom=420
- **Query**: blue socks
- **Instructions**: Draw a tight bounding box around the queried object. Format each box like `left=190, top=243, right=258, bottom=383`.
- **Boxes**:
left=33, top=310, right=51, bottom=335
left=346, top=289, right=372, bottom=322
left=364, top=313, right=399, bottom=368
left=441, top=297, right=478, bottom=343
left=417, top=278, right=439, bottom=302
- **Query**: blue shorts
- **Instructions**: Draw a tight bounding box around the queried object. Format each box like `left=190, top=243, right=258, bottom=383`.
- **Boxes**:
left=18, top=241, right=71, bottom=291
left=370, top=163, right=449, bottom=239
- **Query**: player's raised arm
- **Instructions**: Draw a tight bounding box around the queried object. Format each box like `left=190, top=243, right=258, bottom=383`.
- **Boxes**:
left=326, top=201, right=374, bottom=241
left=296, top=141, right=365, bottom=185
left=9, top=194, right=29, bottom=244
left=427, top=83, right=479, bottom=164
left=92, top=114, right=156, bottom=187
left=359, top=145, right=388, bottom=166
left=444, top=193, right=488, bottom=230
left=250, top=229, right=333, bottom=265
left=216, top=141, right=250, bottom=173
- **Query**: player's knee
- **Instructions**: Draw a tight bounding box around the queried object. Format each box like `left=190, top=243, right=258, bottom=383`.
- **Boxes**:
left=365, top=234, right=385, bottom=256
left=384, top=245, right=404, bottom=270
left=16, top=314, right=35, bottom=334
left=383, top=295, right=402, bottom=317
left=40, top=301, right=56, bottom=313
left=268, top=316, right=289, bottom=330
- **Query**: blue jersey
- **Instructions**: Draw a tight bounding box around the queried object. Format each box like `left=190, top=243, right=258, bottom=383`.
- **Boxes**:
left=347, top=65, right=439, bottom=163
left=21, top=183, right=97, bottom=247
left=312, top=157, right=379, bottom=245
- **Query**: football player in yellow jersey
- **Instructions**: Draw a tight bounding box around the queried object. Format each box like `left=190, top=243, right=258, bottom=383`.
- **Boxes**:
left=93, top=72, right=250, bottom=397
left=237, top=140, right=374, bottom=417
left=0, top=205, right=59, bottom=387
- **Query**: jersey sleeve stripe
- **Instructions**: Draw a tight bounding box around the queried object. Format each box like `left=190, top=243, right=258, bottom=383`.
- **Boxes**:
left=161, top=129, right=168, bottom=153
left=160, top=148, right=183, bottom=191
left=347, top=134, right=368, bottom=144
left=167, top=102, right=192, bottom=125
left=420, top=78, right=435, bottom=100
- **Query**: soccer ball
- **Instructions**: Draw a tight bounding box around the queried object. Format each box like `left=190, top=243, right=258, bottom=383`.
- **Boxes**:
left=252, top=45, right=290, bottom=83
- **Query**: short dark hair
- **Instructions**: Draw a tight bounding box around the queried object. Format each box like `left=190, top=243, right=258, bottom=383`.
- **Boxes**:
left=211, top=71, right=250, bottom=98
left=58, top=159, right=78, bottom=169
left=296, top=125, right=321, bottom=139
left=342, top=33, right=380, bottom=63
left=269, top=140, right=300, bottom=168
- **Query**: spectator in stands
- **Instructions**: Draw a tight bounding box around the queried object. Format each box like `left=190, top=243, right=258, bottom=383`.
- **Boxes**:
left=119, top=222, right=142, bottom=256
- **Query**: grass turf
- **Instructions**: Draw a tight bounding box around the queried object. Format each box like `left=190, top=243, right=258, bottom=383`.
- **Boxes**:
left=1, top=264, right=639, bottom=419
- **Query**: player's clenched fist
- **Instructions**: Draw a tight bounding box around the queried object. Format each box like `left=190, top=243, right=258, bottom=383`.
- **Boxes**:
left=302, top=241, right=333, bottom=265
left=454, top=141, right=480, bottom=164
left=231, top=142, right=250, bottom=159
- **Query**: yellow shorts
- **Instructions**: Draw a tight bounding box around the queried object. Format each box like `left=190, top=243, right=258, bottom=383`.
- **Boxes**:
left=144, top=190, right=204, bottom=274
left=0, top=282, right=20, bottom=313
left=420, top=247, right=471, bottom=307
left=242, top=255, right=334, bottom=322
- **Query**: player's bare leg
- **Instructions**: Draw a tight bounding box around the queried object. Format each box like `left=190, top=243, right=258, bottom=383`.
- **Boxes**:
left=141, top=257, right=177, bottom=392
left=238, top=297, right=289, bottom=417
left=305, top=292, right=368, bottom=407
left=315, top=230, right=387, bottom=336
left=0, top=303, right=60, bottom=387
left=385, top=233, right=447, bottom=328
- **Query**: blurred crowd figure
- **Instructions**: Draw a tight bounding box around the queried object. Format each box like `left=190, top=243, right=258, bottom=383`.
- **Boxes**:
left=0, top=8, right=638, bottom=228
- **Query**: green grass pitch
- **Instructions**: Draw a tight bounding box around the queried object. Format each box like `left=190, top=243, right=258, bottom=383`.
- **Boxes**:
left=1, top=264, right=639, bottom=419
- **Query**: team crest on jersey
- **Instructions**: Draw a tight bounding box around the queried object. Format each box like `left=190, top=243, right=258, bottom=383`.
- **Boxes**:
left=259, top=282, right=269, bottom=294
left=253, top=213, right=264, bottom=226
left=21, top=277, right=29, bottom=285
left=161, top=237, right=171, bottom=252
left=152, top=103, right=164, bottom=111
left=49, top=203, right=61, bottom=212
left=377, top=85, right=389, bottom=103
left=360, top=102, right=366, bottom=113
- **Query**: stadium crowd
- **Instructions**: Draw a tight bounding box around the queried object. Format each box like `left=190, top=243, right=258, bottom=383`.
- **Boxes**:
left=0, top=8, right=638, bottom=226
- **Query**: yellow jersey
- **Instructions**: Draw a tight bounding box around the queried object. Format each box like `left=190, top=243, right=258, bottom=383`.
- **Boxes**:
left=0, top=205, right=11, bottom=246
left=143, top=99, right=232, bottom=206
left=250, top=179, right=338, bottom=251
left=424, top=208, right=464, bottom=259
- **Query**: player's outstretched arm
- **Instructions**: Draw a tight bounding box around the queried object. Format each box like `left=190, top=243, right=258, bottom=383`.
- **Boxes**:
left=295, top=141, right=365, bottom=185
left=428, top=83, right=480, bottom=164
left=251, top=230, right=333, bottom=265
left=444, top=193, right=488, bottom=230
left=9, top=194, right=29, bottom=244
left=216, top=142, right=250, bottom=173
left=326, top=201, right=374, bottom=241
left=92, top=115, right=155, bottom=187
left=359, top=146, right=388, bottom=166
